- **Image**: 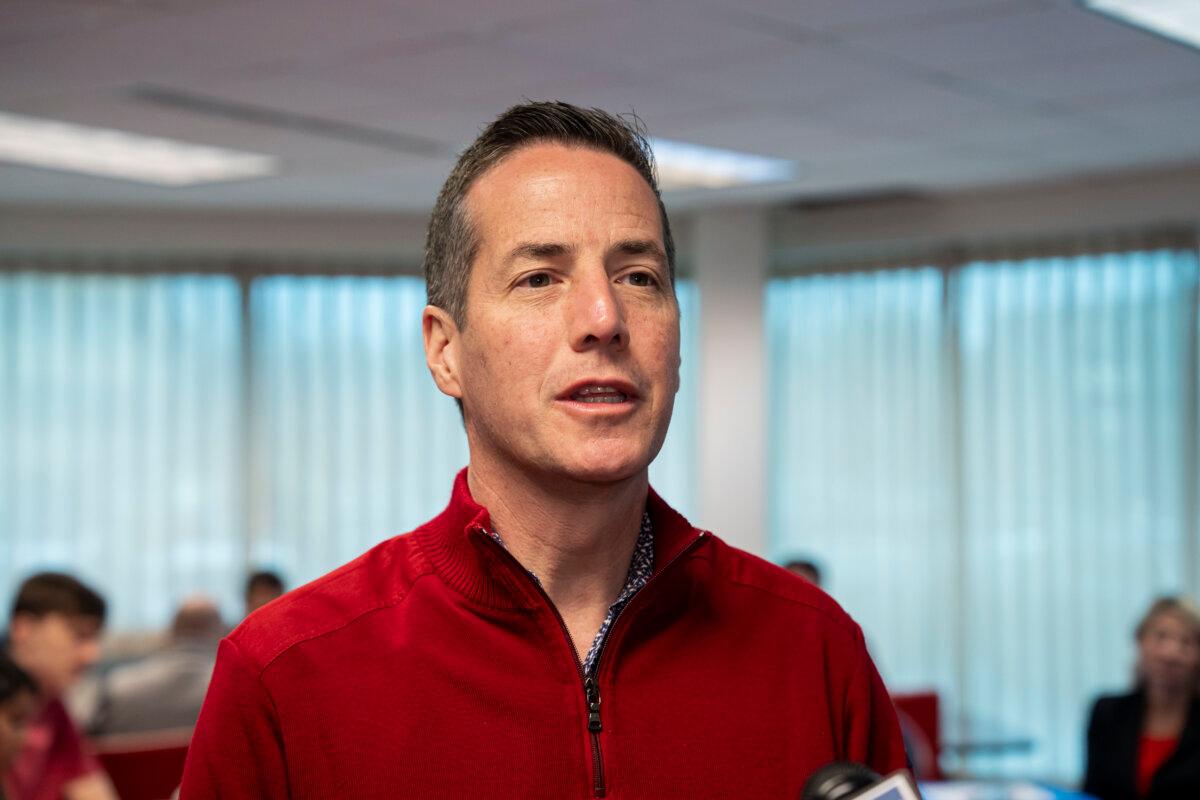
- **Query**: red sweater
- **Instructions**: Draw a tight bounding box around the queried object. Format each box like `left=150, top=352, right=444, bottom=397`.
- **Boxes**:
left=181, top=471, right=906, bottom=798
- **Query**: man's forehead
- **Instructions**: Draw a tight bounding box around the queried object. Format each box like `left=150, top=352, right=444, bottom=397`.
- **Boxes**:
left=465, top=143, right=662, bottom=235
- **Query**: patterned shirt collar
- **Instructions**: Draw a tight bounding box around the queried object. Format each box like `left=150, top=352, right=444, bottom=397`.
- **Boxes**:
left=489, top=511, right=655, bottom=675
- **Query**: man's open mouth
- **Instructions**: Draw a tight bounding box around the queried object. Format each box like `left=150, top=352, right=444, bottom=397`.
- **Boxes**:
left=571, top=385, right=629, bottom=404
left=560, top=379, right=639, bottom=405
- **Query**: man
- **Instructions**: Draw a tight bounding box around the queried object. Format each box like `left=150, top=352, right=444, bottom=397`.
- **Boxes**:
left=181, top=101, right=906, bottom=797
left=90, top=596, right=225, bottom=735
left=5, top=573, right=117, bottom=800
left=243, top=571, right=285, bottom=617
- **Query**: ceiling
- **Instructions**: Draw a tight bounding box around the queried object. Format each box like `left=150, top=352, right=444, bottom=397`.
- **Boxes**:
left=1, top=0, right=1198, bottom=212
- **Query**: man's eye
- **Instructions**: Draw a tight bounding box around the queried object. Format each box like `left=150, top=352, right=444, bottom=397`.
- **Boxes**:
left=523, top=273, right=551, bottom=288
left=624, top=271, right=656, bottom=287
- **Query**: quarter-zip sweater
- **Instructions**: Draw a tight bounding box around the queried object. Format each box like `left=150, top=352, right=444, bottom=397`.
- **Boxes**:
left=180, top=471, right=907, bottom=798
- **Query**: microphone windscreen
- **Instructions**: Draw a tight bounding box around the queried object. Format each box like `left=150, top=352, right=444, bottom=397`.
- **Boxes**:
left=801, top=762, right=882, bottom=800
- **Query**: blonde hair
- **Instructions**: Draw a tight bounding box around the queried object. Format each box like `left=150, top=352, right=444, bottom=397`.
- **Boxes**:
left=1134, top=595, right=1200, bottom=695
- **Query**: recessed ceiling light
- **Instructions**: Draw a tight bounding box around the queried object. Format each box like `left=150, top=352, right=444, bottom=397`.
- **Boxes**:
left=649, top=138, right=795, bottom=190
left=0, top=111, right=279, bottom=186
left=1082, top=0, right=1200, bottom=52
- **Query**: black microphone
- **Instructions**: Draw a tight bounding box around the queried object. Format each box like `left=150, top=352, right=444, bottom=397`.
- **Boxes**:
left=802, top=763, right=922, bottom=800
left=802, top=762, right=882, bottom=800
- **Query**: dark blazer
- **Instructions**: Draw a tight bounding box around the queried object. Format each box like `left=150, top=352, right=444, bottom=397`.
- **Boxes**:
left=1083, top=689, right=1200, bottom=800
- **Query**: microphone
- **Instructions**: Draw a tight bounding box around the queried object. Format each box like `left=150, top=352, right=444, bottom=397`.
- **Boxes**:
left=802, top=763, right=881, bottom=800
left=802, top=763, right=921, bottom=800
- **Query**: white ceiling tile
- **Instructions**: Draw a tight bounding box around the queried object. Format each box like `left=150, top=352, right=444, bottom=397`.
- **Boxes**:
left=699, top=0, right=1036, bottom=33
left=494, top=3, right=787, bottom=74
left=806, top=82, right=1016, bottom=136
left=946, top=42, right=1200, bottom=104
left=0, top=0, right=157, bottom=46
left=846, top=3, right=1149, bottom=72
left=653, top=41, right=914, bottom=110
left=321, top=38, right=627, bottom=105
left=143, top=70, right=424, bottom=120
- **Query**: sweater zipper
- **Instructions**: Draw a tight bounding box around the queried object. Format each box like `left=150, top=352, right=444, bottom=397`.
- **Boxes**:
left=475, top=525, right=710, bottom=798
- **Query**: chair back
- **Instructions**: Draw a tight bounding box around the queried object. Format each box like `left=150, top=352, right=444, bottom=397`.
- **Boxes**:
left=94, top=728, right=191, bottom=800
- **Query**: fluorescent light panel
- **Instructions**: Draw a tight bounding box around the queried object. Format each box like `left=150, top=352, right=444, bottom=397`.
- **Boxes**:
left=0, top=111, right=278, bottom=186
left=1083, top=0, right=1200, bottom=51
left=649, top=138, right=795, bottom=190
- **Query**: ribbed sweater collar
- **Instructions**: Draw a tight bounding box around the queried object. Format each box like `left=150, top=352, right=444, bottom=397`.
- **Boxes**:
left=413, top=468, right=705, bottom=610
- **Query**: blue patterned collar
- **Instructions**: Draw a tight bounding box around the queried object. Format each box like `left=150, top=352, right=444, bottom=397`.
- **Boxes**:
left=490, top=511, right=655, bottom=675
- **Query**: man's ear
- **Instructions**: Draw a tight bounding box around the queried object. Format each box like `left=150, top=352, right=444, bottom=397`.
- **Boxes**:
left=423, top=305, right=464, bottom=400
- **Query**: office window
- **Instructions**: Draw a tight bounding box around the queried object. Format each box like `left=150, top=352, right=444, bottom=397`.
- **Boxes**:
left=768, top=247, right=1200, bottom=782
left=767, top=268, right=959, bottom=698
left=0, top=272, right=243, bottom=630
left=248, top=276, right=469, bottom=586
left=957, top=250, right=1197, bottom=779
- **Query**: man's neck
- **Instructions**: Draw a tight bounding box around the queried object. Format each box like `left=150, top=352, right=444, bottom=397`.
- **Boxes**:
left=467, top=458, right=647, bottom=658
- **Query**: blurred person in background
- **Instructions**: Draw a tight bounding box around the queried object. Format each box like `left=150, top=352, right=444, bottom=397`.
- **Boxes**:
left=3, top=573, right=117, bottom=800
left=244, top=571, right=285, bottom=617
left=1, top=653, right=38, bottom=800
left=1084, top=596, right=1200, bottom=800
left=785, top=558, right=823, bottom=588
left=90, top=596, right=225, bottom=736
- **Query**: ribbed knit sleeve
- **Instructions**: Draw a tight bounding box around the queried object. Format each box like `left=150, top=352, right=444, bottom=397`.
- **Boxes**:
left=179, top=637, right=290, bottom=799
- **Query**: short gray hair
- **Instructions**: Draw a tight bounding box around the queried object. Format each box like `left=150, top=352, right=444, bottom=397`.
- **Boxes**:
left=423, top=101, right=676, bottom=325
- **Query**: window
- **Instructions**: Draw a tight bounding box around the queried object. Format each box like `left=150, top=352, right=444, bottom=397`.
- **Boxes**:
left=0, top=272, right=243, bottom=629
left=768, top=247, right=1200, bottom=782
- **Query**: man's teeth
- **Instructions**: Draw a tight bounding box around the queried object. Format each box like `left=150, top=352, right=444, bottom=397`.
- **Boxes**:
left=573, top=386, right=628, bottom=403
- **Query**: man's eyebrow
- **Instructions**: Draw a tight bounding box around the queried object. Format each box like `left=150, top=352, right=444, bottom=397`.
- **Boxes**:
left=611, top=239, right=667, bottom=264
left=507, top=242, right=576, bottom=262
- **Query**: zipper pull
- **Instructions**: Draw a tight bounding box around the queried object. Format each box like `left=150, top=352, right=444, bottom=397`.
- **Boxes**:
left=584, top=677, right=602, bottom=732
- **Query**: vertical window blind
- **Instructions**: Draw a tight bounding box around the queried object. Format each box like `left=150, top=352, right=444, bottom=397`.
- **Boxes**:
left=0, top=272, right=243, bottom=629
left=768, top=247, right=1200, bottom=783
left=1, top=267, right=699, bottom=629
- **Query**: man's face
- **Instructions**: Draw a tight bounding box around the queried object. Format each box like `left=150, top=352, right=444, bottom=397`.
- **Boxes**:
left=428, top=143, right=680, bottom=485
left=9, top=612, right=102, bottom=696
left=0, top=690, right=37, bottom=772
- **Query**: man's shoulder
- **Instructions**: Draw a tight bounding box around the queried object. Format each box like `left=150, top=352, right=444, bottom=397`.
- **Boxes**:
left=705, top=536, right=862, bottom=642
left=228, top=530, right=433, bottom=673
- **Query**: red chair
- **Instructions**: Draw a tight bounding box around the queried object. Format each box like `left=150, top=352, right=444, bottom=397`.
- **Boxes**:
left=891, top=691, right=942, bottom=780
left=93, top=728, right=191, bottom=800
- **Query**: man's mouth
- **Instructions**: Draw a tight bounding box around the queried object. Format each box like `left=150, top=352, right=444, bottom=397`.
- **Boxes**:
left=560, top=379, right=640, bottom=406
left=571, top=385, right=629, bottom=404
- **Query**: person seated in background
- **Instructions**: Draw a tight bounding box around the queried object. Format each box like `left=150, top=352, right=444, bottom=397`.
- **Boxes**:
left=1084, top=596, right=1200, bottom=800
left=243, top=571, right=285, bottom=617
left=785, top=558, right=824, bottom=588
left=90, top=596, right=225, bottom=736
left=4, top=573, right=117, bottom=800
left=1, top=654, right=38, bottom=800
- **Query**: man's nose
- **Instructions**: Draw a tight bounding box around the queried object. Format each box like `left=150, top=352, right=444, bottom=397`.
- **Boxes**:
left=568, top=270, right=628, bottom=351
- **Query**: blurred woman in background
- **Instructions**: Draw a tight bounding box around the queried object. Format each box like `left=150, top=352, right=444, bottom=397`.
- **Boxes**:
left=1084, top=596, right=1200, bottom=800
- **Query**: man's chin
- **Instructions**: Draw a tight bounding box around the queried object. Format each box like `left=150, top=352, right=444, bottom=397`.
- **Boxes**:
left=547, top=452, right=649, bottom=486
